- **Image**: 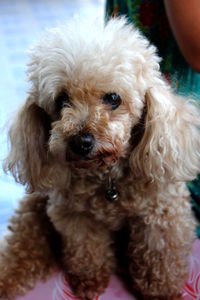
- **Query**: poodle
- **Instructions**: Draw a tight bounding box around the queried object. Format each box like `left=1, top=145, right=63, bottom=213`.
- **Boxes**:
left=1, top=17, right=200, bottom=300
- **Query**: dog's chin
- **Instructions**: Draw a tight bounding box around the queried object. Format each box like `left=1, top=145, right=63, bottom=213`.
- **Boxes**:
left=67, top=152, right=119, bottom=170
left=71, top=159, right=102, bottom=169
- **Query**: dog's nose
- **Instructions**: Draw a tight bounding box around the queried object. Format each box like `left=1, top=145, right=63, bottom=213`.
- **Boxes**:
left=69, top=132, right=95, bottom=156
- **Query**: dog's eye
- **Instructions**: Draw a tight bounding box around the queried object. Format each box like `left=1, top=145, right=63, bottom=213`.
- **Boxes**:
left=55, top=91, right=71, bottom=112
left=103, top=93, right=121, bottom=110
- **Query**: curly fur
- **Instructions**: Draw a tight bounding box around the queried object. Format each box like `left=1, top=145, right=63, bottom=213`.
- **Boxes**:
left=1, top=17, right=200, bottom=300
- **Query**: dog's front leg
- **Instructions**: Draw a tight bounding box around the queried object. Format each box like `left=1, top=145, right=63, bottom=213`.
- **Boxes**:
left=48, top=207, right=115, bottom=300
left=0, top=194, right=57, bottom=299
left=128, top=197, right=195, bottom=300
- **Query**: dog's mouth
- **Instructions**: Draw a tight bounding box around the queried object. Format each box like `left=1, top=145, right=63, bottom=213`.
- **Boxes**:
left=66, top=151, right=118, bottom=169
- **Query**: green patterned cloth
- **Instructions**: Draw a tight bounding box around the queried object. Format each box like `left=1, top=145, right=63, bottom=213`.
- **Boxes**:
left=106, top=0, right=200, bottom=237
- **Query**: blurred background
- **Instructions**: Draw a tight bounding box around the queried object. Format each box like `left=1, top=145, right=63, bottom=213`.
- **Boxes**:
left=0, top=0, right=105, bottom=236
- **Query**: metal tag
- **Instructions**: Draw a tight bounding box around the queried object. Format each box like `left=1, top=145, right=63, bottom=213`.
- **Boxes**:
left=105, top=175, right=119, bottom=202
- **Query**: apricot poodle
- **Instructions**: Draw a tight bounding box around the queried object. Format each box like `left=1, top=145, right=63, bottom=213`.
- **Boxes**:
left=1, top=18, right=200, bottom=300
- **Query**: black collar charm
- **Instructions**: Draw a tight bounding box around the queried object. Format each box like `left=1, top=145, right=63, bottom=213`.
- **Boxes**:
left=105, top=175, right=120, bottom=202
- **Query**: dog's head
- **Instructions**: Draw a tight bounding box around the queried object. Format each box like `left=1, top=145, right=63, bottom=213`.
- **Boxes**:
left=4, top=18, right=200, bottom=191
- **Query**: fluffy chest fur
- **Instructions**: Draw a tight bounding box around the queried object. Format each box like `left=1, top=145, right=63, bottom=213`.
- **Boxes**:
left=47, top=165, right=190, bottom=233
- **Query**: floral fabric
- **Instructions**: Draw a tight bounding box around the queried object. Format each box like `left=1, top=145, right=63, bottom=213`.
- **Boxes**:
left=105, top=0, right=200, bottom=237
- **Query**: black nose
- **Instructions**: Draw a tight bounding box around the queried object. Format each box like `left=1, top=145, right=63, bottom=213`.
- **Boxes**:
left=69, top=133, right=95, bottom=156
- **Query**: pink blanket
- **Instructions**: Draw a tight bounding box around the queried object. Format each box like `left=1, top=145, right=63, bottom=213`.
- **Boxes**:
left=16, top=239, right=200, bottom=300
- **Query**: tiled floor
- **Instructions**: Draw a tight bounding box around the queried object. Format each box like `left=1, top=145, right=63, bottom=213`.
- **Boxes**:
left=0, top=0, right=105, bottom=235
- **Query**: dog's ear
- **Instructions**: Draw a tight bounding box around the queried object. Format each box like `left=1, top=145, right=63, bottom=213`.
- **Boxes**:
left=129, top=85, right=200, bottom=184
left=4, top=98, right=52, bottom=191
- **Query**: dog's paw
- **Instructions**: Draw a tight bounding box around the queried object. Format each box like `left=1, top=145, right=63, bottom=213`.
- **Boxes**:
left=67, top=270, right=110, bottom=300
